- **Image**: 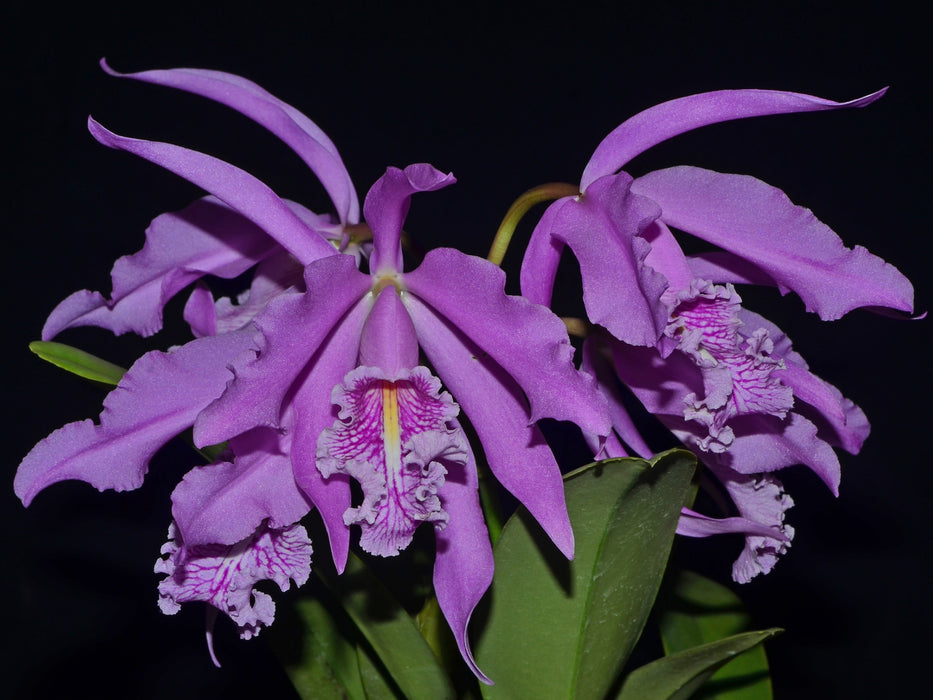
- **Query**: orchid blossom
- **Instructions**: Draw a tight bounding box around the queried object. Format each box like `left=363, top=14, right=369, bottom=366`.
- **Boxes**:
left=520, top=89, right=915, bottom=580
left=15, top=64, right=610, bottom=682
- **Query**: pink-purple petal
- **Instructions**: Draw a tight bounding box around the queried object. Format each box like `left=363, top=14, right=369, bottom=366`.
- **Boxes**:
left=518, top=199, right=568, bottom=307
left=534, top=172, right=669, bottom=347
left=364, top=164, right=456, bottom=274
left=676, top=507, right=790, bottom=541
left=42, top=196, right=278, bottom=340
left=287, top=298, right=372, bottom=573
left=405, top=295, right=574, bottom=559
left=171, top=427, right=312, bottom=547
left=15, top=330, right=257, bottom=506
left=405, top=248, right=610, bottom=437
left=192, top=255, right=370, bottom=446
left=631, top=166, right=915, bottom=320
left=88, top=118, right=338, bottom=266
left=185, top=248, right=305, bottom=338
left=433, top=428, right=494, bottom=685
left=102, top=60, right=359, bottom=225
left=582, top=88, right=886, bottom=188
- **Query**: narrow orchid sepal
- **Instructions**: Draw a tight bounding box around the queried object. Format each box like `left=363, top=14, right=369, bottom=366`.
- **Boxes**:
left=582, top=87, right=886, bottom=188
left=101, top=59, right=360, bottom=225
left=88, top=118, right=337, bottom=266
left=406, top=295, right=575, bottom=559
left=432, top=430, right=494, bottom=684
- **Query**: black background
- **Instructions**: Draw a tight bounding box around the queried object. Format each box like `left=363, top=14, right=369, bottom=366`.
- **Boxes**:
left=3, top=1, right=930, bottom=698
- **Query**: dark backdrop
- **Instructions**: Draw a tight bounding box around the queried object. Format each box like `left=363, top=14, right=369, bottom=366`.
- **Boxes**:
left=4, top=2, right=930, bottom=698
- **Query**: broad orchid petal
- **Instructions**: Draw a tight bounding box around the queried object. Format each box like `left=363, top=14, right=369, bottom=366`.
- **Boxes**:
left=518, top=199, right=567, bottom=307
left=42, top=196, right=278, bottom=340
left=156, top=521, right=312, bottom=643
left=88, top=118, right=337, bottom=266
left=193, top=255, right=369, bottom=446
left=365, top=164, right=456, bottom=274
left=405, top=295, right=574, bottom=559
left=433, top=429, right=493, bottom=684
left=406, top=248, right=611, bottom=437
left=527, top=172, right=668, bottom=347
left=171, top=427, right=312, bottom=547
left=288, top=298, right=372, bottom=573
left=102, top=60, right=359, bottom=224
left=582, top=88, right=885, bottom=188
left=717, top=412, right=842, bottom=494
left=632, top=166, right=915, bottom=319
left=15, top=330, right=257, bottom=505
left=317, top=366, right=464, bottom=557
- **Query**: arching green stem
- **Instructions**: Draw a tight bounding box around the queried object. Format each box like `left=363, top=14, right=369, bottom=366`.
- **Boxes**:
left=562, top=316, right=590, bottom=339
left=487, top=182, right=580, bottom=266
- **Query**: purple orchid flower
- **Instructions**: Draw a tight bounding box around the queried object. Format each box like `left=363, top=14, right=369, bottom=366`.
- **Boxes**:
left=16, top=64, right=609, bottom=681
left=182, top=162, right=609, bottom=680
left=521, top=89, right=915, bottom=580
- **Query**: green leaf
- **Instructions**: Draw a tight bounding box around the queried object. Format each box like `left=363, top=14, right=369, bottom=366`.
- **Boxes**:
left=658, top=570, right=775, bottom=699
left=317, top=552, right=456, bottom=700
left=614, top=629, right=781, bottom=700
left=474, top=449, right=696, bottom=699
left=284, top=593, right=367, bottom=700
left=358, top=644, right=405, bottom=699
left=29, top=340, right=126, bottom=385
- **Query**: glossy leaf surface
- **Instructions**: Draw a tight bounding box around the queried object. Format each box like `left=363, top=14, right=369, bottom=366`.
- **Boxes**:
left=615, top=629, right=781, bottom=700
left=475, top=450, right=696, bottom=699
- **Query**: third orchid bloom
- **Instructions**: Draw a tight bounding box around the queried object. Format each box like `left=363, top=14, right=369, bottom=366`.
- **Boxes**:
left=519, top=88, right=915, bottom=582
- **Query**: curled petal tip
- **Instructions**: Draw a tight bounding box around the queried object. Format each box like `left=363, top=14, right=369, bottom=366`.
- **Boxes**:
left=848, top=86, right=888, bottom=107
left=86, top=115, right=111, bottom=145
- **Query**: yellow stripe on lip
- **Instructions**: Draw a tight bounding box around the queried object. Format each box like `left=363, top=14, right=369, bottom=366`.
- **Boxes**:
left=382, top=381, right=402, bottom=476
